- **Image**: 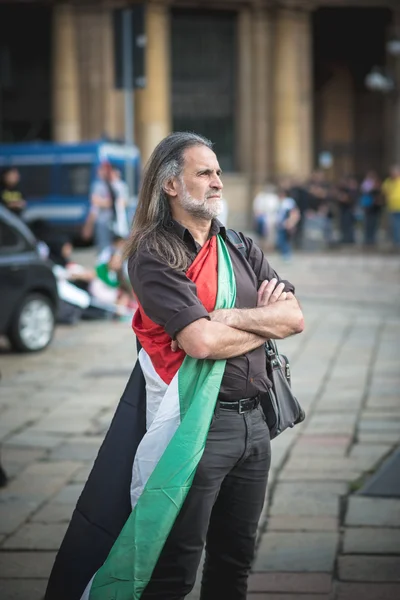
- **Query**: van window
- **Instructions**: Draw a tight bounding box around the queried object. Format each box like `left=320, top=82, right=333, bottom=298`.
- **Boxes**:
left=17, top=165, right=51, bottom=197
left=60, top=164, right=91, bottom=196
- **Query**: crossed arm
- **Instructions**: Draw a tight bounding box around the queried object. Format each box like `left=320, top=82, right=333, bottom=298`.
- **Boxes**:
left=175, top=279, right=304, bottom=360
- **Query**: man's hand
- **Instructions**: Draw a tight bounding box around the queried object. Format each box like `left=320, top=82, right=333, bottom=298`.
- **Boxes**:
left=257, top=278, right=287, bottom=306
left=171, top=339, right=181, bottom=352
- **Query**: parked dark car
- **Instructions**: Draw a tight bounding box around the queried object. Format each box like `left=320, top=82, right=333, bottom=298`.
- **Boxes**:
left=0, top=206, right=58, bottom=352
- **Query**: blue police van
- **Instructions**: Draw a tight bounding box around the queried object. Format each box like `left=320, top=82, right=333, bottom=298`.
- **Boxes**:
left=0, top=140, right=140, bottom=237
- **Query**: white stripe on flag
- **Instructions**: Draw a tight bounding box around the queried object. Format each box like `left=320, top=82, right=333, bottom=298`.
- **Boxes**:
left=138, top=349, right=168, bottom=429
left=130, top=350, right=181, bottom=510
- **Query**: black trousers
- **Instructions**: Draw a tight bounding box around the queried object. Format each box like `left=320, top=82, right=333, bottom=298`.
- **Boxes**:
left=142, top=403, right=271, bottom=600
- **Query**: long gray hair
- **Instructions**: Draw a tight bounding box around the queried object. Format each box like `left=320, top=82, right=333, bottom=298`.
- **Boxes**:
left=124, top=131, right=213, bottom=270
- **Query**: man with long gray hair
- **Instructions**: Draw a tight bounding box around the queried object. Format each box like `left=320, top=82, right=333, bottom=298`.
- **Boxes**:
left=45, top=132, right=304, bottom=600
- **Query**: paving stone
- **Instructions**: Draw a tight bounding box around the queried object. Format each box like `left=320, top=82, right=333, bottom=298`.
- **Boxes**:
left=49, top=439, right=102, bottom=461
left=267, top=516, right=338, bottom=531
left=278, top=470, right=361, bottom=483
left=0, top=495, right=41, bottom=535
left=292, top=444, right=348, bottom=457
left=349, top=444, right=393, bottom=461
left=29, top=417, right=93, bottom=434
left=269, top=483, right=342, bottom=517
left=297, top=435, right=352, bottom=447
left=4, top=522, right=68, bottom=550
left=0, top=551, right=56, bottom=578
left=51, top=483, right=84, bottom=504
left=5, top=461, right=81, bottom=501
left=0, top=407, right=46, bottom=437
left=336, top=582, right=400, bottom=600
left=71, top=464, right=92, bottom=483
left=345, top=497, right=400, bottom=527
left=0, top=446, right=46, bottom=478
left=0, top=579, right=47, bottom=600
left=4, top=431, right=66, bottom=449
left=248, top=572, right=332, bottom=593
left=338, top=556, right=400, bottom=582
left=357, top=432, right=400, bottom=444
left=254, top=532, right=338, bottom=572
left=366, top=397, right=400, bottom=410
left=285, top=456, right=376, bottom=472
left=359, top=420, right=400, bottom=433
left=31, top=501, right=75, bottom=523
left=247, top=594, right=331, bottom=600
left=343, top=528, right=400, bottom=554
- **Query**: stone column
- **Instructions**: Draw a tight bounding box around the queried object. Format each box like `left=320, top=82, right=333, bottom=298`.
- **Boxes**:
left=273, top=8, right=313, bottom=178
left=102, top=9, right=125, bottom=141
left=52, top=4, right=80, bottom=142
left=393, top=11, right=400, bottom=165
left=251, top=6, right=273, bottom=191
left=236, top=7, right=253, bottom=175
left=135, top=2, right=171, bottom=164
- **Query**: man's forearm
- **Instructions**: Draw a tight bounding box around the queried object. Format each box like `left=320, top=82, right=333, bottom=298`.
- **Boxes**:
left=204, top=322, right=266, bottom=360
left=176, top=318, right=267, bottom=360
left=210, top=298, right=304, bottom=340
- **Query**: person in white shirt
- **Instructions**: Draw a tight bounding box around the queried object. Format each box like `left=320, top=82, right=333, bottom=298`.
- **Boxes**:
left=252, top=184, right=279, bottom=249
left=276, top=187, right=300, bottom=261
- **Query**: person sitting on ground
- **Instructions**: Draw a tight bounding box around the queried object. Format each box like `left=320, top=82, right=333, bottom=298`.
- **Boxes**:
left=91, top=236, right=136, bottom=315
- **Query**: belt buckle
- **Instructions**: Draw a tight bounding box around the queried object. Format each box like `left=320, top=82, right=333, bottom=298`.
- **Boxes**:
left=238, top=399, right=246, bottom=414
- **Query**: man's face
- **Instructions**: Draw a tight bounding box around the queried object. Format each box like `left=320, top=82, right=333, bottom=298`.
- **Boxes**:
left=6, top=169, right=20, bottom=186
left=174, top=146, right=224, bottom=220
left=390, top=166, right=400, bottom=179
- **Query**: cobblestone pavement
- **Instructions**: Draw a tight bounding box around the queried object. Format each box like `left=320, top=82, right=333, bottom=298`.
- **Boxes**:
left=1, top=250, right=399, bottom=600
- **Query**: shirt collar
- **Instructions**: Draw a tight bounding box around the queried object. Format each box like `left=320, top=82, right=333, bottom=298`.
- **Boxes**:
left=168, top=218, right=227, bottom=244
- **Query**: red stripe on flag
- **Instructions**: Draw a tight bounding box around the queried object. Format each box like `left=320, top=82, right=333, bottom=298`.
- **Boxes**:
left=132, top=236, right=218, bottom=384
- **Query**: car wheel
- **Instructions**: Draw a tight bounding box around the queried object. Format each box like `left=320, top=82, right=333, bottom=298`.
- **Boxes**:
left=9, top=293, right=55, bottom=352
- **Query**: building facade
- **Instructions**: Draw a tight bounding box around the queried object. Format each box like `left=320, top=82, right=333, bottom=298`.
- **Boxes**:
left=0, top=0, right=399, bottom=228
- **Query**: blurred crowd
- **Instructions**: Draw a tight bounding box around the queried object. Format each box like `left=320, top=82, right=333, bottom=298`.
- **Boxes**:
left=253, top=165, right=400, bottom=260
left=0, top=163, right=137, bottom=326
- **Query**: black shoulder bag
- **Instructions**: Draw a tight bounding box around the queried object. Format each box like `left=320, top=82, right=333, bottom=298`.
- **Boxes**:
left=226, top=229, right=305, bottom=439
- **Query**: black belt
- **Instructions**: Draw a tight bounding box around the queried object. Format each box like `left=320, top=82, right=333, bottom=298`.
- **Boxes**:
left=219, top=396, right=259, bottom=414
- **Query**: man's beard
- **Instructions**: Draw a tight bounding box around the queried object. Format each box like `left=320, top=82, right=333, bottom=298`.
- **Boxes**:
left=179, top=181, right=222, bottom=220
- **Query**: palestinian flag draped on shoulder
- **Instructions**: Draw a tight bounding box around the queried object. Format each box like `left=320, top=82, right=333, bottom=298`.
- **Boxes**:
left=45, top=235, right=236, bottom=600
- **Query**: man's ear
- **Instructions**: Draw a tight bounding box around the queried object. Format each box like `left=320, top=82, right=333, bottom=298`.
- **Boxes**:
left=163, top=177, right=178, bottom=198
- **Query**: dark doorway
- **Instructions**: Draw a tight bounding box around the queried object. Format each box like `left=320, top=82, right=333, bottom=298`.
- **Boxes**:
left=171, top=9, right=237, bottom=172
left=313, top=7, right=392, bottom=179
left=0, top=3, right=52, bottom=142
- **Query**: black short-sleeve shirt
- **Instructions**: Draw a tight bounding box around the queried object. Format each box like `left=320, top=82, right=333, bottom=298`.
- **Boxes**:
left=128, top=219, right=294, bottom=401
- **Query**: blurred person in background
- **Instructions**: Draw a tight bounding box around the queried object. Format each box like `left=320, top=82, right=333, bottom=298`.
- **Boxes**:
left=111, top=166, right=130, bottom=238
left=288, top=176, right=310, bottom=249
left=82, top=162, right=116, bottom=252
left=359, top=170, right=383, bottom=247
left=305, top=170, right=336, bottom=248
left=382, top=165, right=400, bottom=250
left=276, top=186, right=300, bottom=261
left=252, top=183, right=279, bottom=249
left=0, top=167, right=26, bottom=217
left=336, top=175, right=358, bottom=245
left=218, top=196, right=229, bottom=227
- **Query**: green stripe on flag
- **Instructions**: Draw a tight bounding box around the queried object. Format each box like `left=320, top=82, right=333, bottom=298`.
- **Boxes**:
left=88, top=236, right=236, bottom=599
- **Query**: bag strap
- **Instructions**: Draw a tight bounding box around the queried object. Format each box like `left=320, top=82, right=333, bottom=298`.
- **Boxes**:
left=227, top=229, right=279, bottom=359
left=226, top=229, right=247, bottom=258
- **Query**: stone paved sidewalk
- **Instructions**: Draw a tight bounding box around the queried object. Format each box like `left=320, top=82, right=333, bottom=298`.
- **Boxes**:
left=1, top=251, right=399, bottom=600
